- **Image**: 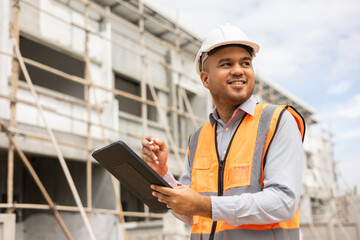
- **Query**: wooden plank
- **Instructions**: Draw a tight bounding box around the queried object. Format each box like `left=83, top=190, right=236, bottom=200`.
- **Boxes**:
left=0, top=203, right=164, bottom=218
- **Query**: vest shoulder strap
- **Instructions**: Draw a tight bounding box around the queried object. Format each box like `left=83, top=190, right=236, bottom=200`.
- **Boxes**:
left=187, top=124, right=204, bottom=166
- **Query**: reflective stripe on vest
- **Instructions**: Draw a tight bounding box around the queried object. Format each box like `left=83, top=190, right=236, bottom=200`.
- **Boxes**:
left=187, top=103, right=305, bottom=240
left=189, top=227, right=300, bottom=240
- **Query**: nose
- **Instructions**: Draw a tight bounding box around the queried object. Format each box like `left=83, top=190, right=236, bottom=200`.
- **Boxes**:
left=230, top=63, right=244, bottom=76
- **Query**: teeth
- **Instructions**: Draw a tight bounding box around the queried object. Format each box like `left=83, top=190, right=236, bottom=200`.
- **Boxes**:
left=230, top=81, right=244, bottom=85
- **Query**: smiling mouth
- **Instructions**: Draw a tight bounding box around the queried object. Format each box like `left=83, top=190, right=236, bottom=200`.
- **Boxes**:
left=229, top=81, right=245, bottom=85
left=228, top=79, right=247, bottom=85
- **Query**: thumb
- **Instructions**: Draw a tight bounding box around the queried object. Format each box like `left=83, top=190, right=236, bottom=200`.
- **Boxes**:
left=154, top=138, right=167, bottom=152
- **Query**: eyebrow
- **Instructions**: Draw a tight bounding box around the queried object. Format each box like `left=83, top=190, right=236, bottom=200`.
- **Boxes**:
left=217, top=56, right=252, bottom=65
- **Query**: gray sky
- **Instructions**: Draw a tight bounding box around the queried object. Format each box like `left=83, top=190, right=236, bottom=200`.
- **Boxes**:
left=147, top=0, right=360, bottom=193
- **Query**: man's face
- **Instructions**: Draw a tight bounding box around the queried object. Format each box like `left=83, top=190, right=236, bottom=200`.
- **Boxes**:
left=200, top=46, right=255, bottom=108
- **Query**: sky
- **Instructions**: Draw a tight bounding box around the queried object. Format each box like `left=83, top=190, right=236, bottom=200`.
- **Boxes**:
left=147, top=0, right=360, bottom=194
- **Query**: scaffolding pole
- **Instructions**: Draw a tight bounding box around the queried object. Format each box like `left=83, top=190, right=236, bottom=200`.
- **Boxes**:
left=0, top=203, right=164, bottom=218
left=7, top=0, right=20, bottom=210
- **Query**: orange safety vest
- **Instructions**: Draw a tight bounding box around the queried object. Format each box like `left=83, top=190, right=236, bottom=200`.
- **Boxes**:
left=187, top=103, right=305, bottom=240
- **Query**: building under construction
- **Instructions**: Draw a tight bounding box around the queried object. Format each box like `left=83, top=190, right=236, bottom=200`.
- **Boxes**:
left=0, top=0, right=359, bottom=239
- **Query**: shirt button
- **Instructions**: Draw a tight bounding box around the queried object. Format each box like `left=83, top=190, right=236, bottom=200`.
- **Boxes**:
left=225, top=128, right=229, bottom=131
left=223, top=150, right=226, bottom=155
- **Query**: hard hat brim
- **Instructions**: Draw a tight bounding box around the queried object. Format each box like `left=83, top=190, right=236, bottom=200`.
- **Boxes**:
left=195, top=40, right=260, bottom=75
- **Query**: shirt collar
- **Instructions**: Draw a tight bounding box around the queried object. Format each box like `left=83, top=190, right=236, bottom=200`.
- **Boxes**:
left=209, top=95, right=258, bottom=126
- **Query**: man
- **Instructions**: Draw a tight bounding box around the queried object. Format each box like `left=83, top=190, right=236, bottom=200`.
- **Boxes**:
left=141, top=23, right=305, bottom=240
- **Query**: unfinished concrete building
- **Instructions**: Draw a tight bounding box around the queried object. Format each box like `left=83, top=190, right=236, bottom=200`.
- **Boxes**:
left=0, top=0, right=359, bottom=239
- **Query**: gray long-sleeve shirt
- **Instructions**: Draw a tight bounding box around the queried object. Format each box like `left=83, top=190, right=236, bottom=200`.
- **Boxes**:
left=163, top=96, right=304, bottom=226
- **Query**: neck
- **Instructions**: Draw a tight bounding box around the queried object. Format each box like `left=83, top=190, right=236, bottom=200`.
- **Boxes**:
left=216, top=103, right=238, bottom=124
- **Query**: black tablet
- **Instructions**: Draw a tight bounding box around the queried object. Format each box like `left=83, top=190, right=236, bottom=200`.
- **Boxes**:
left=92, top=141, right=171, bottom=212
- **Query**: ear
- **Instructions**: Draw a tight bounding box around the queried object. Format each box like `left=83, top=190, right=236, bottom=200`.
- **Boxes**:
left=200, top=71, right=209, bottom=89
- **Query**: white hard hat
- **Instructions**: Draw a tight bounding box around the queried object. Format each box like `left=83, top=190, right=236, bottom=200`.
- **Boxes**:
left=195, top=23, right=260, bottom=75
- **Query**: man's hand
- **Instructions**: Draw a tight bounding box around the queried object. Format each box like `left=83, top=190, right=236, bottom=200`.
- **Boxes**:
left=140, top=136, right=168, bottom=176
left=151, top=185, right=212, bottom=218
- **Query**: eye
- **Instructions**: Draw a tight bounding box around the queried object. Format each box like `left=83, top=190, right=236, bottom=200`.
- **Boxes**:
left=241, top=61, right=251, bottom=67
left=220, top=62, right=232, bottom=67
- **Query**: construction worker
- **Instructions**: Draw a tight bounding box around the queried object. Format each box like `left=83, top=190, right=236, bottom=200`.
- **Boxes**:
left=141, top=23, right=305, bottom=240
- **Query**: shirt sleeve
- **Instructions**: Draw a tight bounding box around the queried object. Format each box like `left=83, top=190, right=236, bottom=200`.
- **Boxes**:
left=162, top=170, right=180, bottom=188
left=211, top=110, right=304, bottom=226
left=162, top=154, right=193, bottom=226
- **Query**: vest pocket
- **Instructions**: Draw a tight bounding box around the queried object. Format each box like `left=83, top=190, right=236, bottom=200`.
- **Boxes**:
left=192, top=156, right=212, bottom=192
left=192, top=215, right=214, bottom=235
left=226, top=163, right=252, bottom=189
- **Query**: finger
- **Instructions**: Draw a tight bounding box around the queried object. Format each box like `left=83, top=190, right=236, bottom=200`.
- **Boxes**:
left=142, top=142, right=160, bottom=166
left=141, top=147, right=158, bottom=161
left=142, top=137, right=156, bottom=151
left=140, top=153, right=158, bottom=165
left=154, top=138, right=166, bottom=152
left=152, top=190, right=169, bottom=202
left=142, top=152, right=159, bottom=166
left=151, top=185, right=173, bottom=195
left=145, top=136, right=156, bottom=141
left=152, top=144, right=160, bottom=153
